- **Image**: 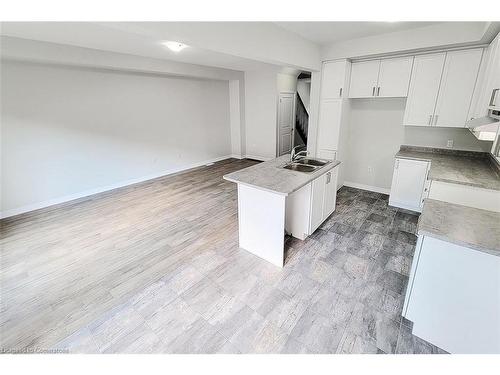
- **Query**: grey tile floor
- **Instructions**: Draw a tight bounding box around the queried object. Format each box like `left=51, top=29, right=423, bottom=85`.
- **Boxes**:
left=53, top=185, right=446, bottom=354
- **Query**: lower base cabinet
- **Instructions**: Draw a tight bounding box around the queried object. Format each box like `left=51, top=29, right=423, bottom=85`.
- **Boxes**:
left=285, top=167, right=338, bottom=240
left=403, top=235, right=500, bottom=353
left=389, top=158, right=430, bottom=212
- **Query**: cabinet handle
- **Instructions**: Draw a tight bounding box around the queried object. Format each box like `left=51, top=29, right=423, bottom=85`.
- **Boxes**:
left=339, top=87, right=343, bottom=97
left=428, top=115, right=433, bottom=125
left=490, top=88, right=499, bottom=106
left=372, top=86, right=376, bottom=96
left=377, top=87, right=380, bottom=96
left=326, top=172, right=331, bottom=184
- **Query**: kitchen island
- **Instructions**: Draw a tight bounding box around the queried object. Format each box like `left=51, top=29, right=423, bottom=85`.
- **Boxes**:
left=223, top=155, right=341, bottom=267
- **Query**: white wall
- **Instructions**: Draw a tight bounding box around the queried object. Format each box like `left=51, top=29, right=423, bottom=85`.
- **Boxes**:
left=343, top=99, right=492, bottom=193
left=322, top=23, right=494, bottom=60
left=277, top=73, right=298, bottom=93
left=1, top=60, right=232, bottom=217
left=296, top=80, right=311, bottom=113
left=244, top=68, right=279, bottom=160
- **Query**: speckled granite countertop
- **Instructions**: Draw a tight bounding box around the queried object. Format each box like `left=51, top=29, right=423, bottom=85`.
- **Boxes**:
left=223, top=154, right=341, bottom=196
left=418, top=199, right=500, bottom=256
left=395, top=146, right=500, bottom=191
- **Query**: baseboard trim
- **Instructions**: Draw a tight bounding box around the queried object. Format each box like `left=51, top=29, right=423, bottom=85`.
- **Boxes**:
left=243, top=154, right=273, bottom=162
left=0, top=154, right=234, bottom=219
left=343, top=181, right=390, bottom=195
left=229, top=153, right=244, bottom=159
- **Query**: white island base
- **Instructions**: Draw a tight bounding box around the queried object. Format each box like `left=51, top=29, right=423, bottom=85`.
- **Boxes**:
left=237, top=184, right=287, bottom=267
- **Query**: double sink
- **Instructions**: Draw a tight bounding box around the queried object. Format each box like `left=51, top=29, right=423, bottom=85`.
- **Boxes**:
left=283, top=157, right=331, bottom=173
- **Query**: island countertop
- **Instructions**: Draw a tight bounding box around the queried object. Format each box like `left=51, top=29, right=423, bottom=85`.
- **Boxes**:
left=223, top=155, right=341, bottom=196
left=395, top=146, right=500, bottom=191
left=418, top=199, right=500, bottom=257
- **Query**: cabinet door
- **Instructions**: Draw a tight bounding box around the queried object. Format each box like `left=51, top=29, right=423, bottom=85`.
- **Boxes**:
left=310, top=174, right=326, bottom=233
left=403, top=53, right=446, bottom=126
left=377, top=56, right=413, bottom=98
left=433, top=49, right=483, bottom=128
left=348, top=60, right=380, bottom=98
left=316, top=99, right=342, bottom=153
left=323, top=168, right=338, bottom=218
left=321, top=60, right=348, bottom=99
left=469, top=38, right=500, bottom=119
left=389, top=158, right=429, bottom=212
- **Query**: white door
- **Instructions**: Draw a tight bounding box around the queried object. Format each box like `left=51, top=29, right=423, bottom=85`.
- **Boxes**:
left=277, top=93, right=295, bottom=156
left=389, top=158, right=429, bottom=212
left=316, top=99, right=342, bottom=154
left=348, top=60, right=380, bottom=98
left=377, top=56, right=413, bottom=98
left=433, top=49, right=483, bottom=127
left=403, top=53, right=446, bottom=126
left=323, top=169, right=338, bottom=218
left=309, top=174, right=326, bottom=233
left=321, top=60, right=348, bottom=99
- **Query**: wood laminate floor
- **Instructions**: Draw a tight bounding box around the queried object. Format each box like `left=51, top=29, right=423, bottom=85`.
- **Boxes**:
left=0, top=158, right=445, bottom=353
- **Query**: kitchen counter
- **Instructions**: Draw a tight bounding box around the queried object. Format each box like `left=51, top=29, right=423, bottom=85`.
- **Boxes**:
left=395, top=146, right=500, bottom=191
left=418, top=199, right=500, bottom=257
left=223, top=154, right=341, bottom=196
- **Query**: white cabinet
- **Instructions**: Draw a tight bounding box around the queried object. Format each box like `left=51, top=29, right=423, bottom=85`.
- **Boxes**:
left=310, top=174, right=327, bottom=232
left=321, top=60, right=349, bottom=99
left=316, top=99, right=342, bottom=158
left=433, top=49, right=483, bottom=127
left=389, top=158, right=430, bottom=212
left=348, top=57, right=413, bottom=98
left=404, top=235, right=500, bottom=353
left=469, top=34, right=500, bottom=119
left=377, top=57, right=413, bottom=97
left=404, top=49, right=483, bottom=127
left=403, top=53, right=446, bottom=126
left=285, top=166, right=339, bottom=240
left=348, top=60, right=380, bottom=98
left=323, top=170, right=337, bottom=218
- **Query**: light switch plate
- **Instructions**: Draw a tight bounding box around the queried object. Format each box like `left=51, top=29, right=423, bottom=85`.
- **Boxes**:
left=446, top=140, right=454, bottom=148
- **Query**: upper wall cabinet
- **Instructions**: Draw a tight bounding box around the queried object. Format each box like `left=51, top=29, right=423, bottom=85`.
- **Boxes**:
left=469, top=34, right=500, bottom=119
left=321, top=60, right=350, bottom=99
left=348, top=60, right=380, bottom=98
left=403, top=53, right=446, bottom=126
left=433, top=49, right=483, bottom=127
left=377, top=57, right=414, bottom=98
left=348, top=56, right=413, bottom=98
left=404, top=49, right=483, bottom=127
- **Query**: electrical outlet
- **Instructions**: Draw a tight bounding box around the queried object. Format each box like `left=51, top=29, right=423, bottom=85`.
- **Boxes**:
left=446, top=140, right=454, bottom=148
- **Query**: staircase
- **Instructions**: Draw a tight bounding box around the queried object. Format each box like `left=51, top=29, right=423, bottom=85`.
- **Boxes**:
left=295, top=93, right=308, bottom=147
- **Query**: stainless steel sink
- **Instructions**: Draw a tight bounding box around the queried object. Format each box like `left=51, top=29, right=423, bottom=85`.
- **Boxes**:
left=283, top=163, right=317, bottom=173
left=282, top=157, right=331, bottom=173
left=295, top=157, right=330, bottom=167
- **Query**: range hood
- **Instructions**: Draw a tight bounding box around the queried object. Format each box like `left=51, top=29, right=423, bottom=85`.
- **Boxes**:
left=466, top=110, right=500, bottom=141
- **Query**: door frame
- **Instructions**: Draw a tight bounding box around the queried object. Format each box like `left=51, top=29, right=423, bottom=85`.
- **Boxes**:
left=276, top=91, right=297, bottom=157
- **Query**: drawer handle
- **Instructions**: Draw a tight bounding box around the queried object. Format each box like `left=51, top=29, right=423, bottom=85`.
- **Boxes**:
left=377, top=87, right=380, bottom=96
left=372, top=86, right=376, bottom=96
left=339, top=87, right=343, bottom=97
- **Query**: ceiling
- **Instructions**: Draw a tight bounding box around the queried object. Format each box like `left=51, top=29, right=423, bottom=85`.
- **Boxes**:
left=275, top=22, right=445, bottom=44
left=0, top=22, right=276, bottom=72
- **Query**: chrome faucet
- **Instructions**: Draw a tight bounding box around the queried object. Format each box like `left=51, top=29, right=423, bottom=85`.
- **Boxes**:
left=291, top=145, right=307, bottom=162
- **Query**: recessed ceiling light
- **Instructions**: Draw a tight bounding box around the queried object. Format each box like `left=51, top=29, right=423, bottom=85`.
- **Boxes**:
left=162, top=41, right=189, bottom=52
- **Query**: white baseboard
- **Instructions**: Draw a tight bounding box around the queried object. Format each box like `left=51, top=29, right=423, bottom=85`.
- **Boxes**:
left=0, top=154, right=233, bottom=219
left=229, top=153, right=244, bottom=159
left=244, top=154, right=273, bottom=161
left=343, top=181, right=390, bottom=195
